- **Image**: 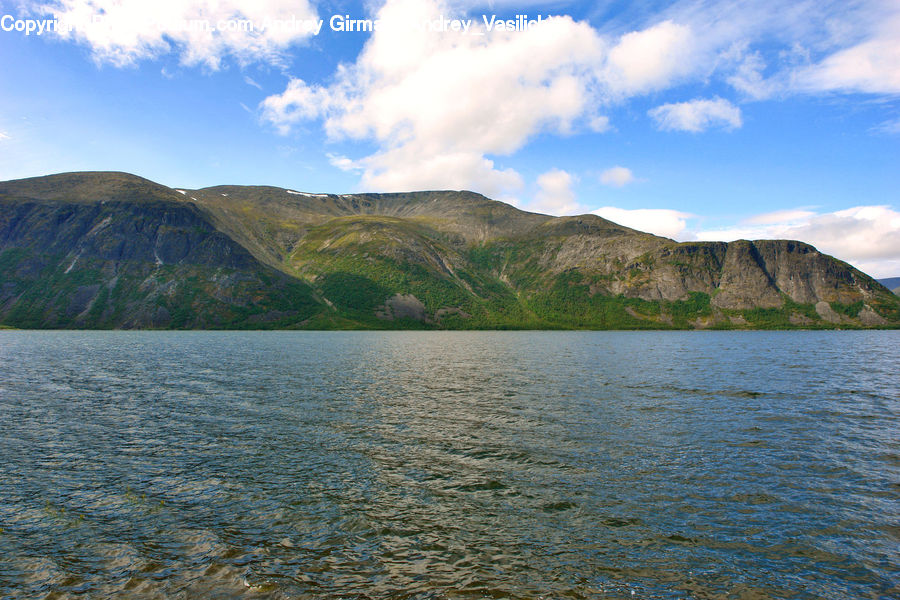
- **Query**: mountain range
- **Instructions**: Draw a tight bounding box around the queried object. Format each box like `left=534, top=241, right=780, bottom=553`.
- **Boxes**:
left=1, top=171, right=898, bottom=329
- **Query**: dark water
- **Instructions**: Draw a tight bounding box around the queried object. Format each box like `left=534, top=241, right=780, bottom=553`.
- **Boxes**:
left=0, top=331, right=898, bottom=599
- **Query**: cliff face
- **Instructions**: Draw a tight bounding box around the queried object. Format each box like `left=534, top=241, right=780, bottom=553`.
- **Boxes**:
left=615, top=239, right=877, bottom=308
left=2, top=200, right=255, bottom=269
left=1, top=171, right=897, bottom=329
left=0, top=174, right=319, bottom=329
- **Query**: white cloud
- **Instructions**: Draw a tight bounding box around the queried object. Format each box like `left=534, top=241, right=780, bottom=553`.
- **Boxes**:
left=261, top=0, right=606, bottom=193
left=592, top=207, right=691, bottom=239
left=792, top=11, right=900, bottom=95
left=599, top=166, right=635, bottom=187
left=586, top=202, right=900, bottom=276
left=713, top=1, right=900, bottom=98
left=727, top=50, right=781, bottom=100
left=359, top=148, right=524, bottom=197
left=243, top=75, right=263, bottom=90
left=648, top=97, right=743, bottom=132
left=260, top=78, right=330, bottom=134
left=696, top=205, right=900, bottom=278
left=254, top=0, right=898, bottom=196
left=795, top=40, right=900, bottom=95
left=602, top=20, right=698, bottom=96
left=327, top=153, right=361, bottom=173
left=40, top=0, right=319, bottom=68
left=260, top=0, right=707, bottom=195
left=527, top=169, right=582, bottom=215
left=589, top=115, right=611, bottom=133
left=742, top=209, right=816, bottom=225
left=0, top=131, right=9, bottom=141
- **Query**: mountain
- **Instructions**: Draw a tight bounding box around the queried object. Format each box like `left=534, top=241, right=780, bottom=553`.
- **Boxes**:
left=876, top=277, right=900, bottom=295
left=1, top=171, right=898, bottom=329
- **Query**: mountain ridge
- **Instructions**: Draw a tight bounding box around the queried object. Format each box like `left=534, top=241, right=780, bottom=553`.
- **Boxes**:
left=1, top=171, right=897, bottom=329
left=876, top=277, right=900, bottom=295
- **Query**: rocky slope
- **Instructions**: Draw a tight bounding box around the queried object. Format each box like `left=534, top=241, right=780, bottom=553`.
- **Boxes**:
left=1, top=171, right=897, bottom=329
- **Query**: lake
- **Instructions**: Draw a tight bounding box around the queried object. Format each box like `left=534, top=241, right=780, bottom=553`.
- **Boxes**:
left=0, top=331, right=897, bottom=599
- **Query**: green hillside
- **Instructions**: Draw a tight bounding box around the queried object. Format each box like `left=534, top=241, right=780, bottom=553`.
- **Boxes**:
left=1, top=171, right=898, bottom=330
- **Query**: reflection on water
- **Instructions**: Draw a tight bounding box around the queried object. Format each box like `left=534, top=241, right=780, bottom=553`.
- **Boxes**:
left=0, top=330, right=898, bottom=599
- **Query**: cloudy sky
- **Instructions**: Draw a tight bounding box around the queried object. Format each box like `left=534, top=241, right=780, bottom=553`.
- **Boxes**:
left=0, top=0, right=898, bottom=276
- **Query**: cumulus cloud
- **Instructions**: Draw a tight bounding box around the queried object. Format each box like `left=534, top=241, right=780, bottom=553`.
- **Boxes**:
left=599, top=166, right=635, bottom=187
left=648, top=97, right=742, bottom=132
left=253, top=0, right=899, bottom=196
left=39, top=0, right=319, bottom=68
left=526, top=169, right=582, bottom=215
left=592, top=207, right=692, bottom=239
left=360, top=148, right=524, bottom=197
left=602, top=20, right=698, bottom=96
left=260, top=0, right=707, bottom=195
left=696, top=205, right=900, bottom=278
left=260, top=78, right=331, bottom=134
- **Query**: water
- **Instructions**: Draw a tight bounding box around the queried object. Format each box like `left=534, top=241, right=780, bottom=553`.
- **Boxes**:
left=0, top=331, right=898, bottom=599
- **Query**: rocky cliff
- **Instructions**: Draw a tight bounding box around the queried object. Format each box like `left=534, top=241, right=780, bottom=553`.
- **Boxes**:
left=1, top=171, right=897, bottom=329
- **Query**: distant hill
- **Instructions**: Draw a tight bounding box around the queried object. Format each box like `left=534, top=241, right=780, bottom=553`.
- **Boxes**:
left=1, top=171, right=898, bottom=329
left=877, top=277, right=900, bottom=295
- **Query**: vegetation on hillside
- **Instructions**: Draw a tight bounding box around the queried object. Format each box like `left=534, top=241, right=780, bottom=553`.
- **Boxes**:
left=1, top=171, right=898, bottom=330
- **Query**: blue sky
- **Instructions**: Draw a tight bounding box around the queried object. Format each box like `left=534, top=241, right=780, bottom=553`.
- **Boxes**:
left=1, top=0, right=898, bottom=276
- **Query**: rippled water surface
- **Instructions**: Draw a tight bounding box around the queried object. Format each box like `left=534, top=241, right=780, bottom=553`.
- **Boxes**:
left=0, top=331, right=898, bottom=599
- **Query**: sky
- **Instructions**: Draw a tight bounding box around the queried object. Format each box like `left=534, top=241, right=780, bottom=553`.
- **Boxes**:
left=0, top=0, right=898, bottom=276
